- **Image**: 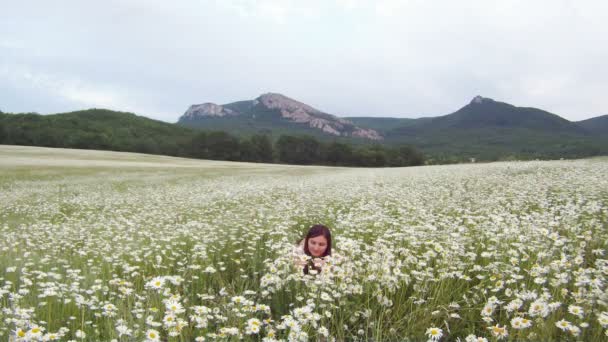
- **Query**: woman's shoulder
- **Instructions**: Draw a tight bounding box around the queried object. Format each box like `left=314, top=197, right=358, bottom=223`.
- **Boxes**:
left=293, top=240, right=305, bottom=255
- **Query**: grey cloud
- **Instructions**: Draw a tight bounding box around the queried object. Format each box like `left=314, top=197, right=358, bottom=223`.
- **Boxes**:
left=1, top=0, right=607, bottom=122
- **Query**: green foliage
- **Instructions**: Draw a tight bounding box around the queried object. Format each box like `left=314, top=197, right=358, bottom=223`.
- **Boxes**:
left=276, top=135, right=321, bottom=165
left=205, top=131, right=241, bottom=161
left=275, top=135, right=424, bottom=167
left=0, top=109, right=193, bottom=156
left=0, top=110, right=424, bottom=167
left=0, top=120, right=5, bottom=144
left=352, top=101, right=608, bottom=163
left=241, top=134, right=273, bottom=163
left=577, top=115, right=608, bottom=135
left=325, top=141, right=354, bottom=166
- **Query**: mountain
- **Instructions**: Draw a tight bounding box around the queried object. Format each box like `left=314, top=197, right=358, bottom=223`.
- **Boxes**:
left=178, top=93, right=382, bottom=141
left=2, top=95, right=606, bottom=163
left=418, top=96, right=583, bottom=131
left=577, top=115, right=608, bottom=135
left=350, top=96, right=584, bottom=134
left=349, top=96, right=607, bottom=161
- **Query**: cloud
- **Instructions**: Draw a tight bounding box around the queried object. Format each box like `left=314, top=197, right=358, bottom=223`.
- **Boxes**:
left=214, top=0, right=328, bottom=24
left=0, top=64, right=171, bottom=118
left=1, top=1, right=607, bottom=121
left=1, top=65, right=121, bottom=108
left=215, top=0, right=293, bottom=23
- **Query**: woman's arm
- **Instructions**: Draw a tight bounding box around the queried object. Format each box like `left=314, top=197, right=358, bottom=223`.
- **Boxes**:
left=292, top=243, right=309, bottom=268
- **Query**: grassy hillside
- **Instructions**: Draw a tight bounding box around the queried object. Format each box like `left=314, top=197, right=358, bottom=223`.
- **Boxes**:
left=577, top=115, right=608, bottom=135
left=348, top=100, right=608, bottom=162
left=0, top=109, right=197, bottom=155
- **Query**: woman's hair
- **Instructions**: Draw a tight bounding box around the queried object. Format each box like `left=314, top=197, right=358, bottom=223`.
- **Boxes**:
left=300, top=224, right=332, bottom=275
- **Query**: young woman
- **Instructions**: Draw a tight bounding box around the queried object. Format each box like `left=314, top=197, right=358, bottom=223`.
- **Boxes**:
left=293, top=224, right=332, bottom=275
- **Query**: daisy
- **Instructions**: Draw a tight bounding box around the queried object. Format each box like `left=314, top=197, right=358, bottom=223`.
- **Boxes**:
left=465, top=335, right=488, bottom=342
left=598, top=312, right=608, bottom=328
left=146, top=276, right=165, bottom=290
left=555, top=319, right=571, bottom=331
left=528, top=300, right=549, bottom=318
left=75, top=330, right=86, bottom=339
left=14, top=328, right=27, bottom=340
left=28, top=326, right=44, bottom=339
left=488, top=324, right=508, bottom=339
left=425, top=327, right=443, bottom=341
left=568, top=305, right=584, bottom=318
left=246, top=318, right=262, bottom=335
left=481, top=304, right=494, bottom=317
left=145, top=329, right=160, bottom=341
left=165, top=299, right=185, bottom=314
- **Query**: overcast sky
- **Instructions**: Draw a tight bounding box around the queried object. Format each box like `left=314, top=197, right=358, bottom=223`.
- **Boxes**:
left=1, top=0, right=607, bottom=122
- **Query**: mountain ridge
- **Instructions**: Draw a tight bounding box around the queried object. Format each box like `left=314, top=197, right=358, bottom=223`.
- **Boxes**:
left=2, top=94, right=607, bottom=162
left=178, top=93, right=383, bottom=140
left=345, top=96, right=599, bottom=136
left=576, top=115, right=608, bottom=135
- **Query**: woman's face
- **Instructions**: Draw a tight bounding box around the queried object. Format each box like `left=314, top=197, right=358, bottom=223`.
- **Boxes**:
left=307, top=235, right=328, bottom=257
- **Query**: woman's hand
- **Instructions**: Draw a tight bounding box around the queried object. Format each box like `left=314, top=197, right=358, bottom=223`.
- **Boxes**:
left=312, top=258, right=326, bottom=268
left=295, top=254, right=310, bottom=267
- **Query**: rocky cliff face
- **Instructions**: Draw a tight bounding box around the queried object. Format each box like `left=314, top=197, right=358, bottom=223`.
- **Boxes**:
left=180, top=93, right=383, bottom=140
left=182, top=103, right=237, bottom=119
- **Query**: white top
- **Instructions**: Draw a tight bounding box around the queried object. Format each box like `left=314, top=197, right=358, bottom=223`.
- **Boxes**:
left=292, top=240, right=308, bottom=268
left=293, top=240, right=305, bottom=255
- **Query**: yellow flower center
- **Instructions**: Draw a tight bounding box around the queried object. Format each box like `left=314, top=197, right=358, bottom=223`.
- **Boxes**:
left=493, top=326, right=504, bottom=334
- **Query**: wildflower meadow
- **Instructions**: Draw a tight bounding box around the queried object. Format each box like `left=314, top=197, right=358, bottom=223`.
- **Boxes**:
left=1, top=145, right=607, bottom=341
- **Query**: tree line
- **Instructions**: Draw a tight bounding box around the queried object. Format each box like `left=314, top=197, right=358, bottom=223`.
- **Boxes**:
left=0, top=111, right=424, bottom=167
left=189, top=132, right=424, bottom=167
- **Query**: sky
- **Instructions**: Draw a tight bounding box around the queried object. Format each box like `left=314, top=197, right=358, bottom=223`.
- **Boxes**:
left=1, top=0, right=607, bottom=122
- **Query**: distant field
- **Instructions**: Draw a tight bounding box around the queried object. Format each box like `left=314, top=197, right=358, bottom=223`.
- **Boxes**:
left=1, top=146, right=607, bottom=341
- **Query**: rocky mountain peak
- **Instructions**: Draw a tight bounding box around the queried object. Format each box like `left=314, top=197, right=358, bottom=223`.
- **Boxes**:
left=470, top=95, right=493, bottom=104
left=179, top=93, right=383, bottom=140
left=255, top=93, right=321, bottom=114
left=182, top=103, right=236, bottom=119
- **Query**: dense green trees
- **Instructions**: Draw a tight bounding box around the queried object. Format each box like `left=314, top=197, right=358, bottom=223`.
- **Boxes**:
left=276, top=135, right=322, bottom=164
left=0, top=111, right=424, bottom=167
left=325, top=141, right=354, bottom=166
left=205, top=131, right=240, bottom=161
left=241, top=134, right=273, bottom=163
left=273, top=135, right=423, bottom=167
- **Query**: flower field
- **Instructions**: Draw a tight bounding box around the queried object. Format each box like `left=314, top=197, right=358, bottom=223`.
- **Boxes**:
left=1, top=146, right=607, bottom=341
